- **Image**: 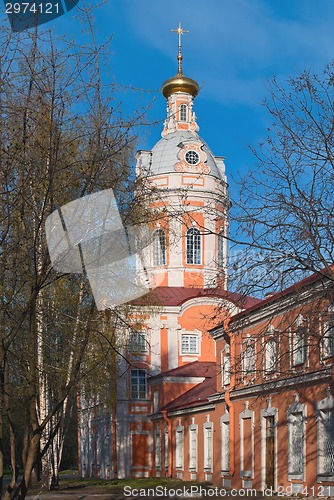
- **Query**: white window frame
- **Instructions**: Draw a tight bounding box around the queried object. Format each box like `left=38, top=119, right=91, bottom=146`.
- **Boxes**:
left=153, top=390, right=159, bottom=413
left=175, top=424, right=184, bottom=470
left=221, top=413, right=230, bottom=475
left=188, top=424, right=198, bottom=471
left=287, top=402, right=306, bottom=481
left=292, top=327, right=307, bottom=366
left=130, top=369, right=147, bottom=400
left=243, top=337, right=256, bottom=376
left=164, top=426, right=169, bottom=470
left=240, top=404, right=254, bottom=479
left=221, top=349, right=231, bottom=386
left=152, top=229, right=166, bottom=266
left=155, top=429, right=161, bottom=469
left=180, top=103, right=188, bottom=122
left=181, top=334, right=199, bottom=355
left=128, top=331, right=148, bottom=354
left=203, top=421, right=213, bottom=472
left=218, top=231, right=225, bottom=269
left=265, top=338, right=278, bottom=374
left=317, top=393, right=334, bottom=481
left=186, top=227, right=201, bottom=265
left=323, top=321, right=334, bottom=358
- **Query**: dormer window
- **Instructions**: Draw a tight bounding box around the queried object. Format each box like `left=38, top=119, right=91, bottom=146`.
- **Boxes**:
left=180, top=103, right=187, bottom=122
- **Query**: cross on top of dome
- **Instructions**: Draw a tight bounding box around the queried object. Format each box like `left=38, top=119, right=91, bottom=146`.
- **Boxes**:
left=171, top=22, right=189, bottom=75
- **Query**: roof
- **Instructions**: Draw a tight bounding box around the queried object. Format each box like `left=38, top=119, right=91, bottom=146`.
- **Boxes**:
left=150, top=360, right=216, bottom=380
left=131, top=286, right=260, bottom=309
left=212, top=268, right=334, bottom=330
left=149, top=130, right=224, bottom=180
left=155, top=362, right=217, bottom=412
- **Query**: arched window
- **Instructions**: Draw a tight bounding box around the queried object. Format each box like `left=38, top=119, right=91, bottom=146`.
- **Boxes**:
left=152, top=229, right=166, bottom=266
left=180, top=103, right=187, bottom=122
left=186, top=227, right=201, bottom=264
left=218, top=232, right=224, bottom=268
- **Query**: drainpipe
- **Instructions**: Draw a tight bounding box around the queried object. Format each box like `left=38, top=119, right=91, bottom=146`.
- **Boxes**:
left=224, top=318, right=235, bottom=477
left=162, top=410, right=173, bottom=478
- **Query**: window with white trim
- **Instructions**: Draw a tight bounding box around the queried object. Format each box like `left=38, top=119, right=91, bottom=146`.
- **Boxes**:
left=218, top=232, right=225, bottom=269
left=287, top=406, right=305, bottom=480
left=221, top=349, right=231, bottom=386
left=243, top=338, right=256, bottom=376
left=324, top=322, right=334, bottom=358
left=152, top=229, right=166, bottom=266
left=189, top=424, right=198, bottom=471
left=180, top=103, right=187, bottom=122
left=265, top=338, right=278, bottom=374
left=203, top=422, right=213, bottom=471
left=155, top=430, right=161, bottom=469
left=128, top=331, right=148, bottom=354
left=164, top=427, right=169, bottom=470
left=175, top=424, right=184, bottom=469
left=292, top=327, right=307, bottom=365
left=130, top=369, right=147, bottom=399
left=221, top=415, right=230, bottom=473
left=186, top=227, right=201, bottom=265
left=153, top=390, right=159, bottom=412
left=181, top=334, right=199, bottom=354
left=317, top=394, right=334, bottom=480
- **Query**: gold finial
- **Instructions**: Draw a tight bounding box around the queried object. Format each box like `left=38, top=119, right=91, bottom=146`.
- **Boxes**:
left=171, top=22, right=189, bottom=74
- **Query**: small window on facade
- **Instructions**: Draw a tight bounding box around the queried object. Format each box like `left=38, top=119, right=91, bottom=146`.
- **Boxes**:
left=164, top=427, right=169, bottom=470
left=152, top=229, right=166, bottom=266
left=288, top=412, right=304, bottom=479
left=189, top=425, right=198, bottom=471
left=221, top=418, right=230, bottom=473
left=128, top=331, right=148, bottom=354
left=130, top=369, right=147, bottom=400
left=155, top=430, right=161, bottom=469
left=243, top=338, right=256, bottom=376
left=221, top=350, right=231, bottom=386
left=265, top=339, right=278, bottom=374
left=153, top=390, right=159, bottom=412
left=186, top=227, right=201, bottom=265
left=218, top=232, right=224, bottom=269
left=318, top=409, right=334, bottom=477
left=204, top=422, right=213, bottom=471
left=180, top=103, right=187, bottom=122
left=181, top=334, right=198, bottom=354
left=292, top=327, right=307, bottom=365
left=324, top=322, right=334, bottom=358
left=175, top=425, right=184, bottom=469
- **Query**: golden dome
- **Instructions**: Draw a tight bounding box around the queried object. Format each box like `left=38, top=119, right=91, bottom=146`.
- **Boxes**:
left=161, top=72, right=200, bottom=99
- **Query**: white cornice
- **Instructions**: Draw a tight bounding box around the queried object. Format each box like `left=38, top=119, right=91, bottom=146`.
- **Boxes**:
left=208, top=369, right=331, bottom=402
left=149, top=403, right=215, bottom=420
left=149, top=376, right=205, bottom=386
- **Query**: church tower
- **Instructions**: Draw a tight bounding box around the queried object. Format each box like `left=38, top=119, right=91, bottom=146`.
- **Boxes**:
left=136, top=24, right=229, bottom=290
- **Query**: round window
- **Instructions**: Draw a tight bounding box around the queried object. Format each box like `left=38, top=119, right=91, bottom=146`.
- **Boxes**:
left=185, top=150, right=200, bottom=165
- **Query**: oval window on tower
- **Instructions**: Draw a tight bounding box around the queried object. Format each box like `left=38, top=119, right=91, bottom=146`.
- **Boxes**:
left=185, top=150, right=200, bottom=165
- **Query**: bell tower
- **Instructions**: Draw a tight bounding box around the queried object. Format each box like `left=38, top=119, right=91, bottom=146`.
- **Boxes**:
left=136, top=24, right=229, bottom=290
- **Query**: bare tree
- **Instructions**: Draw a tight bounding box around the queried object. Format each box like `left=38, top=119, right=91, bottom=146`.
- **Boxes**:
left=0, top=11, right=154, bottom=499
left=230, top=64, right=334, bottom=297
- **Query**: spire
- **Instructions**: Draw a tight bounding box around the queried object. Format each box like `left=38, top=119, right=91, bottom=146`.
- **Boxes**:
left=171, top=22, right=189, bottom=75
left=161, top=23, right=199, bottom=99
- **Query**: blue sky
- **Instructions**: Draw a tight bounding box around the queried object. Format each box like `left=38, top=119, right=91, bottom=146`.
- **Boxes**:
left=3, top=0, right=334, bottom=196
left=66, top=1, right=334, bottom=193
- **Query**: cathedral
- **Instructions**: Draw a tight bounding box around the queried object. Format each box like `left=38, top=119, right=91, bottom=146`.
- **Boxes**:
left=78, top=26, right=334, bottom=495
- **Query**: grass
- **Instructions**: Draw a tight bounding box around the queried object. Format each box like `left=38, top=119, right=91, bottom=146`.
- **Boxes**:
left=55, top=475, right=210, bottom=492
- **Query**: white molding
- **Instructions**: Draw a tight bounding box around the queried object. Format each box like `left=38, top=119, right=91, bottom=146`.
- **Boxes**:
left=240, top=403, right=254, bottom=480
left=260, top=406, right=278, bottom=490
left=208, top=369, right=331, bottom=402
